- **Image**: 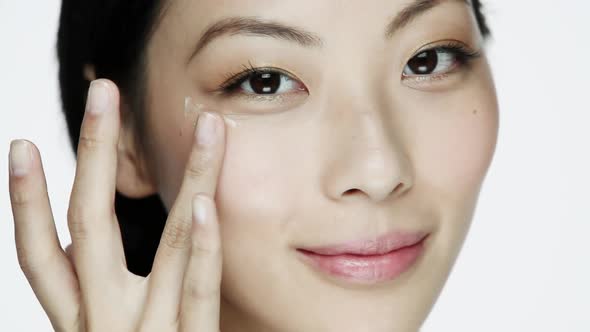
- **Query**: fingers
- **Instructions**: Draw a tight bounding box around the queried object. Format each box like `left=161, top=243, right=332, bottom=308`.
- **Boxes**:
left=65, top=243, right=74, bottom=261
left=9, top=140, right=80, bottom=331
left=179, top=195, right=222, bottom=332
left=143, top=111, right=226, bottom=325
left=67, top=79, right=126, bottom=299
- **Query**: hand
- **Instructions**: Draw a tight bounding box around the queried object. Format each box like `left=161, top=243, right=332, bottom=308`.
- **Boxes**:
left=8, top=79, right=226, bottom=331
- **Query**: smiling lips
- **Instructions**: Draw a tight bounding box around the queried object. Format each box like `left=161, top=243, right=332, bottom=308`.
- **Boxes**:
left=296, top=230, right=429, bottom=284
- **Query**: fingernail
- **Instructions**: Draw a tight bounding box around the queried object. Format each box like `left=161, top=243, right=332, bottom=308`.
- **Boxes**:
left=86, top=80, right=111, bottom=115
left=196, top=112, right=218, bottom=147
left=192, top=194, right=209, bottom=225
left=9, top=140, right=32, bottom=177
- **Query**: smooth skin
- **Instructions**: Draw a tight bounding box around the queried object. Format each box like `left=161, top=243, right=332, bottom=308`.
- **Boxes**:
left=10, top=0, right=499, bottom=331
left=8, top=79, right=226, bottom=331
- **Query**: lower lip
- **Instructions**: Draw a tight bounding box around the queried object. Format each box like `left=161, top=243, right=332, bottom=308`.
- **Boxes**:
left=296, top=237, right=427, bottom=284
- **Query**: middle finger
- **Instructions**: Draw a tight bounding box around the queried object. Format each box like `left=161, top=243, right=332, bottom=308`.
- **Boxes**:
left=143, top=111, right=226, bottom=325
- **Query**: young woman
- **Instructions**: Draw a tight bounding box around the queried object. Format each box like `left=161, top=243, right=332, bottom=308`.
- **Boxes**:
left=8, top=0, right=497, bottom=330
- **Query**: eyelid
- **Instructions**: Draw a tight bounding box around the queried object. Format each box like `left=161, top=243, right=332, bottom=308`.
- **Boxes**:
left=217, top=65, right=305, bottom=94
left=407, top=39, right=479, bottom=58
left=401, top=39, right=481, bottom=86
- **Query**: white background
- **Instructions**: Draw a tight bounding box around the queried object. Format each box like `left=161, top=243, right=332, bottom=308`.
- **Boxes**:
left=1, top=1, right=589, bottom=331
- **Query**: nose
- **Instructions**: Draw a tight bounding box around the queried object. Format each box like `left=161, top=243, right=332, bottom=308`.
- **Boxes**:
left=320, top=103, right=414, bottom=204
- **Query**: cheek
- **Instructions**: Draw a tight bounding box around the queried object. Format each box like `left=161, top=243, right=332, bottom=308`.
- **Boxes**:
left=213, top=124, right=307, bottom=308
left=426, top=104, right=497, bottom=222
left=400, top=85, right=499, bottom=291
left=406, top=85, right=499, bottom=269
left=416, top=105, right=498, bottom=198
left=406, top=67, right=499, bottom=207
left=214, top=122, right=305, bottom=229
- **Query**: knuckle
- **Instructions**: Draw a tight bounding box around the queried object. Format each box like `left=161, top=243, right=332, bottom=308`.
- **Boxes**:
left=77, top=134, right=104, bottom=152
left=16, top=245, right=54, bottom=282
left=191, top=238, right=221, bottom=257
left=184, top=277, right=219, bottom=300
left=161, top=215, right=192, bottom=250
left=66, top=205, right=91, bottom=241
left=185, top=152, right=213, bottom=179
left=10, top=188, right=33, bottom=207
left=15, top=245, right=36, bottom=280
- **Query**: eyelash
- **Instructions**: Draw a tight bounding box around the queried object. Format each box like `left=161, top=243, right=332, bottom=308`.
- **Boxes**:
left=215, top=41, right=481, bottom=95
left=402, top=41, right=482, bottom=82
left=216, top=61, right=302, bottom=96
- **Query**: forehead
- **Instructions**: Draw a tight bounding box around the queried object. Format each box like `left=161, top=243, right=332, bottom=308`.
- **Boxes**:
left=160, top=0, right=471, bottom=21
left=159, top=0, right=394, bottom=34
left=154, top=0, right=474, bottom=51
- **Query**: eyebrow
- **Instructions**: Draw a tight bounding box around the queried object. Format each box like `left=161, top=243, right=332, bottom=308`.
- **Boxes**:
left=386, top=0, right=470, bottom=37
left=188, top=0, right=470, bottom=62
left=188, top=16, right=322, bottom=61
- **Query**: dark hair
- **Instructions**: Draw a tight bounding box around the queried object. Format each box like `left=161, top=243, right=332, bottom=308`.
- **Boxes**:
left=57, top=0, right=168, bottom=277
left=57, top=0, right=491, bottom=277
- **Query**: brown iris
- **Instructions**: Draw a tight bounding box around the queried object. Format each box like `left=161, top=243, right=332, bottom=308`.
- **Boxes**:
left=249, top=72, right=282, bottom=94
left=406, top=49, right=438, bottom=75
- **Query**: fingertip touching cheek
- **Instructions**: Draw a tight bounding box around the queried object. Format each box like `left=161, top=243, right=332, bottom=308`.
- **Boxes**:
left=142, top=0, right=498, bottom=331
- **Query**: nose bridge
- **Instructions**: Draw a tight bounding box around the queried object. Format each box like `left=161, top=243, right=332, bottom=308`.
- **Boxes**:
left=351, top=104, right=396, bottom=162
left=319, top=82, right=413, bottom=203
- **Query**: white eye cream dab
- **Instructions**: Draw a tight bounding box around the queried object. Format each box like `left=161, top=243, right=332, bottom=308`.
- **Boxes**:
left=184, top=96, right=238, bottom=129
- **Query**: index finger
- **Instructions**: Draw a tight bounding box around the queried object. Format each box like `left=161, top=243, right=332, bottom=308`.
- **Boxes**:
left=179, top=194, right=222, bottom=332
left=142, top=110, right=226, bottom=324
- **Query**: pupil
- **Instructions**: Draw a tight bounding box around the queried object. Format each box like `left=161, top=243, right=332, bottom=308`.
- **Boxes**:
left=250, top=72, right=281, bottom=94
left=408, top=50, right=438, bottom=74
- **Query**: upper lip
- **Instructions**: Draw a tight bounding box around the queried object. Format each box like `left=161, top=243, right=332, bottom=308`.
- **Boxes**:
left=297, top=230, right=429, bottom=256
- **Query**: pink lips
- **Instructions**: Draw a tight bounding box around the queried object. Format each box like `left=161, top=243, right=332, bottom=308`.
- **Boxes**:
left=296, top=230, right=429, bottom=284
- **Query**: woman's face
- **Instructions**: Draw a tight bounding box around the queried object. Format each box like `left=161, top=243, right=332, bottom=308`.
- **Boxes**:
left=138, top=0, right=498, bottom=330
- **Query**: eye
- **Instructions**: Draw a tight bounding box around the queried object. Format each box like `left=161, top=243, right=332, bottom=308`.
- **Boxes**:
left=403, top=48, right=458, bottom=77
left=242, top=72, right=300, bottom=94
left=401, top=42, right=480, bottom=81
left=220, top=67, right=307, bottom=96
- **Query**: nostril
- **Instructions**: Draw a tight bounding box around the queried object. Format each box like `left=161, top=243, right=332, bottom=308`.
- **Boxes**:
left=392, top=182, right=404, bottom=195
left=343, top=188, right=363, bottom=196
